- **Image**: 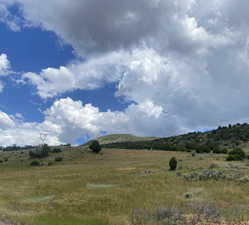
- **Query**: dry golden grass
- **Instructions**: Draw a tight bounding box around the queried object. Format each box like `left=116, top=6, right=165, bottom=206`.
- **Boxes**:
left=0, top=148, right=248, bottom=225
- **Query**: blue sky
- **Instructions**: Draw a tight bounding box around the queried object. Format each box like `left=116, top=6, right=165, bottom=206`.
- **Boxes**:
left=0, top=22, right=128, bottom=123
left=0, top=24, right=71, bottom=122
left=0, top=0, right=249, bottom=146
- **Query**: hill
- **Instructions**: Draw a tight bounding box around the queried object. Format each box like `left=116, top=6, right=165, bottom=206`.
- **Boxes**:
left=102, top=123, right=249, bottom=153
left=83, top=134, right=157, bottom=146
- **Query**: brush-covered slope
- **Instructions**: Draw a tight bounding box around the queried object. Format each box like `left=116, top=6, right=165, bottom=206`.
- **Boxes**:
left=103, top=123, right=249, bottom=153
left=96, top=134, right=157, bottom=144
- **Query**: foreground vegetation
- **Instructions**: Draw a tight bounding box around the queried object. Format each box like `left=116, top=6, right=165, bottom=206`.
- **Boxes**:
left=0, top=148, right=248, bottom=225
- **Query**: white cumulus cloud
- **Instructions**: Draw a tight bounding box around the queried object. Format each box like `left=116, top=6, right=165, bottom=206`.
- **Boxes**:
left=0, top=53, right=10, bottom=76
left=0, top=1, right=21, bottom=31
left=0, top=111, right=15, bottom=129
left=1, top=0, right=249, bottom=142
left=22, top=51, right=128, bottom=98
left=0, top=98, right=169, bottom=146
left=0, top=53, right=11, bottom=92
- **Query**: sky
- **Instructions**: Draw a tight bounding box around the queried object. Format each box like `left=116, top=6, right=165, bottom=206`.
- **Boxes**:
left=0, top=0, right=249, bottom=146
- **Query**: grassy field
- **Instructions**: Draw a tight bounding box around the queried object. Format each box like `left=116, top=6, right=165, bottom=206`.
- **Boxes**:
left=0, top=148, right=249, bottom=225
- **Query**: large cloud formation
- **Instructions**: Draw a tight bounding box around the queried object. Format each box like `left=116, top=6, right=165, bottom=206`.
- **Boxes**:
left=12, top=0, right=199, bottom=55
left=1, top=0, right=249, bottom=145
left=0, top=97, right=168, bottom=146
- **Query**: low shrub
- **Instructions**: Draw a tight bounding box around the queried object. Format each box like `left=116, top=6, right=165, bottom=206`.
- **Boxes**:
left=196, top=145, right=211, bottom=153
left=226, top=148, right=246, bottom=161
left=52, top=148, right=62, bottom=153
left=131, top=202, right=220, bottom=225
left=209, top=163, right=219, bottom=169
left=30, top=160, right=40, bottom=166
left=47, top=161, right=53, bottom=166
left=54, top=157, right=63, bottom=162
left=184, top=169, right=226, bottom=181
left=213, top=148, right=228, bottom=154
left=183, top=169, right=246, bottom=182
left=227, top=154, right=242, bottom=161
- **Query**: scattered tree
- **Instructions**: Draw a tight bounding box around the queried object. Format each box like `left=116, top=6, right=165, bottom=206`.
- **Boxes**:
left=89, top=140, right=102, bottom=154
left=169, top=157, right=177, bottom=171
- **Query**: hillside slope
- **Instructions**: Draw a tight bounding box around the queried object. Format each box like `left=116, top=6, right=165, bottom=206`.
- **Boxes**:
left=83, top=134, right=157, bottom=146
left=103, top=123, right=249, bottom=153
left=96, top=134, right=157, bottom=144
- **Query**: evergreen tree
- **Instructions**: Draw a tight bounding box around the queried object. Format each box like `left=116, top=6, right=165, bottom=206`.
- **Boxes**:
left=169, top=157, right=177, bottom=170
left=90, top=140, right=102, bottom=154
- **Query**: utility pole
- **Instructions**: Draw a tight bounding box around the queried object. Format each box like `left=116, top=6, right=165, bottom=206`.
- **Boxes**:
left=40, top=132, right=48, bottom=146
